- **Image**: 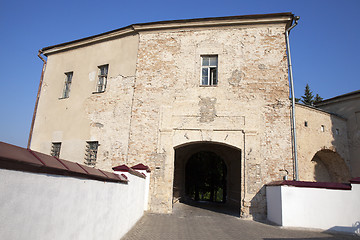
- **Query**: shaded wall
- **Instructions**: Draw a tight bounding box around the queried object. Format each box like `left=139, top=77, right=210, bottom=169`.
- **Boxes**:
left=295, top=104, right=350, bottom=182
left=316, top=94, right=360, bottom=177
left=267, top=180, right=360, bottom=235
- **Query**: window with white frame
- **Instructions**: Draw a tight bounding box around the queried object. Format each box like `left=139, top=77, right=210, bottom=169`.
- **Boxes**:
left=62, top=72, right=73, bottom=98
left=201, top=56, right=218, bottom=86
left=50, top=142, right=61, bottom=158
left=96, top=65, right=108, bottom=92
left=84, top=141, right=99, bottom=166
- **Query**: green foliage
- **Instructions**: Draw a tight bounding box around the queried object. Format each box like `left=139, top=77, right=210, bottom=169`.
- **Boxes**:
left=185, top=151, right=227, bottom=203
left=314, top=94, right=323, bottom=103
left=301, top=84, right=314, bottom=105
left=300, top=84, right=322, bottom=106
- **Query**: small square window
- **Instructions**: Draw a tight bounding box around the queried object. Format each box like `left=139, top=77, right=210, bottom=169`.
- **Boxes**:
left=201, top=56, right=218, bottom=86
left=62, top=72, right=73, bottom=98
left=335, top=128, right=340, bottom=135
left=96, top=65, right=108, bottom=92
left=51, top=142, right=61, bottom=158
left=304, top=121, right=308, bottom=127
left=84, top=141, right=99, bottom=166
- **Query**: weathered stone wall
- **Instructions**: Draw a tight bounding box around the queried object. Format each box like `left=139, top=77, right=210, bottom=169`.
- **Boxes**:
left=31, top=20, right=296, bottom=219
left=295, top=104, right=350, bottom=182
left=127, top=24, right=293, bottom=218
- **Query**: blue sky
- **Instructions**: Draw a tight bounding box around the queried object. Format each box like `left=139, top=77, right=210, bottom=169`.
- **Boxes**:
left=1, top=0, right=359, bottom=147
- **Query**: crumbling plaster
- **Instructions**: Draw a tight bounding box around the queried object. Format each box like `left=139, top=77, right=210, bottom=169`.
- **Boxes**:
left=126, top=24, right=293, bottom=217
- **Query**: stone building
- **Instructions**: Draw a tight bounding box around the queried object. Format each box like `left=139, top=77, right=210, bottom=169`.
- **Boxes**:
left=28, top=12, right=353, bottom=219
left=315, top=90, right=360, bottom=178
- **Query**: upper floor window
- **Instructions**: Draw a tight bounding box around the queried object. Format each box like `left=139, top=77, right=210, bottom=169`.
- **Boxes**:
left=96, top=65, right=108, bottom=92
left=62, top=72, right=73, bottom=98
left=50, top=142, right=61, bottom=158
left=201, top=56, right=218, bottom=86
left=84, top=141, right=99, bottom=166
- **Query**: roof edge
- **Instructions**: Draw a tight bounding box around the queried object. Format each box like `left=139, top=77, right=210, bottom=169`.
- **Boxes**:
left=41, top=12, right=294, bottom=55
left=315, top=90, right=360, bottom=107
left=295, top=102, right=347, bottom=120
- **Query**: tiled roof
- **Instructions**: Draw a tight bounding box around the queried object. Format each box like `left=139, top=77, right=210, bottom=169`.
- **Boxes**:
left=0, top=142, right=128, bottom=183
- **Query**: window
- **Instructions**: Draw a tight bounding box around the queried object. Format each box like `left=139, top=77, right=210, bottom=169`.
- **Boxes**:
left=96, top=65, right=108, bottom=92
left=201, top=56, right=218, bottom=86
left=51, top=142, right=61, bottom=158
left=62, top=72, right=73, bottom=98
left=335, top=128, right=340, bottom=135
left=84, top=141, right=99, bottom=166
left=304, top=121, right=308, bottom=127
left=321, top=125, right=325, bottom=132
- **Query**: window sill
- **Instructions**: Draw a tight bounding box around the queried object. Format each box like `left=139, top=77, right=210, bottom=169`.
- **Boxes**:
left=58, top=97, right=69, bottom=100
left=92, top=91, right=105, bottom=94
left=199, top=85, right=218, bottom=87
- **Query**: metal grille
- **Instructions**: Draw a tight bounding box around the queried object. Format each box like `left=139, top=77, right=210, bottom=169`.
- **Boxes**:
left=84, top=141, right=99, bottom=166
left=50, top=142, right=61, bottom=158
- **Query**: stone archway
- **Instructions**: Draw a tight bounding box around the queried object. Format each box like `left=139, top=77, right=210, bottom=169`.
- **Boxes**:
left=173, top=141, right=241, bottom=213
left=312, top=149, right=351, bottom=182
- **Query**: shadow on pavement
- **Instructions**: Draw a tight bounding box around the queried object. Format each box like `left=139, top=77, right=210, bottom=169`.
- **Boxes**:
left=177, top=198, right=240, bottom=217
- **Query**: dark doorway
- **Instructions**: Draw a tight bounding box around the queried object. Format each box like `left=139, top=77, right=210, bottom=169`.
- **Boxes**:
left=173, top=142, right=241, bottom=216
left=185, top=151, right=227, bottom=202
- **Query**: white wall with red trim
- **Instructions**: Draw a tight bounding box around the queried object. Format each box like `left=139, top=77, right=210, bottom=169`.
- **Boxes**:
left=0, top=166, right=150, bottom=240
left=267, top=180, right=360, bottom=235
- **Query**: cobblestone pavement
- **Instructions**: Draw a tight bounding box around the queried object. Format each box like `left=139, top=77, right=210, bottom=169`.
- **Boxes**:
left=122, top=201, right=359, bottom=240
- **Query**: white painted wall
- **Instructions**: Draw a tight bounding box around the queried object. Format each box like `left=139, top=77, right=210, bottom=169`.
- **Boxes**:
left=0, top=168, right=148, bottom=240
left=267, top=184, right=360, bottom=235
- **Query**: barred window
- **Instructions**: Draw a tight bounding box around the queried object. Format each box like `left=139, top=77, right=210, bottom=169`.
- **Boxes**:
left=201, top=56, right=218, bottom=86
left=62, top=72, right=73, bottom=98
left=51, top=142, right=61, bottom=158
left=96, top=65, right=108, bottom=92
left=84, top=141, right=99, bottom=166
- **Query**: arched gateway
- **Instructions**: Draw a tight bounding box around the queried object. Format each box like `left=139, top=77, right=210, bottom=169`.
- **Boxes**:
left=173, top=142, right=242, bottom=214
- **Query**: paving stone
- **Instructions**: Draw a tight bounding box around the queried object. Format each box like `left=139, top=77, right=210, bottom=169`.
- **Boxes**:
left=121, top=202, right=359, bottom=240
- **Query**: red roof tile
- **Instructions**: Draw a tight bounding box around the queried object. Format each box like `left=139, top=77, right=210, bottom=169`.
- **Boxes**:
left=0, top=142, right=127, bottom=183
left=350, top=177, right=360, bottom=184
left=131, top=163, right=151, bottom=172
left=112, top=164, right=131, bottom=172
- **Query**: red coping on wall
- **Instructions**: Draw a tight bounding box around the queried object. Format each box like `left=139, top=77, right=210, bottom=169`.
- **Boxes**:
left=267, top=180, right=352, bottom=190
left=112, top=164, right=146, bottom=178
left=131, top=163, right=151, bottom=172
left=350, top=177, right=360, bottom=184
left=112, top=164, right=131, bottom=172
left=0, top=141, right=128, bottom=183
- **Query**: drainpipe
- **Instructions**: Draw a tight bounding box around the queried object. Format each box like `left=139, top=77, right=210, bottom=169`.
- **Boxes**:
left=285, top=16, right=300, bottom=181
left=27, top=50, right=47, bottom=149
